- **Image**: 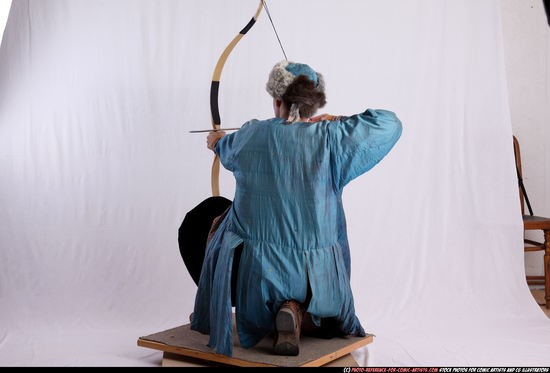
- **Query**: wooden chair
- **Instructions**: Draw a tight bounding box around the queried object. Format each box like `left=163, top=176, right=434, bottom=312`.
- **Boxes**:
left=513, top=136, right=550, bottom=308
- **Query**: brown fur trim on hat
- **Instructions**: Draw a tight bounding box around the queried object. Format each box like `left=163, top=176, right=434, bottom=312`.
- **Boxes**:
left=282, top=75, right=327, bottom=123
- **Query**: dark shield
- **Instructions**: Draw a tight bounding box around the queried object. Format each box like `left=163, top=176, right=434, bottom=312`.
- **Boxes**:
left=178, top=196, right=232, bottom=286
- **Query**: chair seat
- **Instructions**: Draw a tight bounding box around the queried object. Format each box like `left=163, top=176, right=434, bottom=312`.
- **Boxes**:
left=523, top=215, right=550, bottom=230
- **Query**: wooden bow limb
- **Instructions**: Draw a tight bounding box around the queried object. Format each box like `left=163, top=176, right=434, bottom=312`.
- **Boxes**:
left=209, top=1, right=264, bottom=197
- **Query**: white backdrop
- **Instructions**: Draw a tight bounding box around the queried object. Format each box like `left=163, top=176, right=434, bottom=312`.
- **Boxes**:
left=1, top=0, right=550, bottom=367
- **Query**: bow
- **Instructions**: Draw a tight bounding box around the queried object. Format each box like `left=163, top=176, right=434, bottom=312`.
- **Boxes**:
left=209, top=1, right=265, bottom=197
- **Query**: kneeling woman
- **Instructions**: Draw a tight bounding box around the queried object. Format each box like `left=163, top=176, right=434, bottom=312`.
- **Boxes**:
left=187, top=60, right=402, bottom=357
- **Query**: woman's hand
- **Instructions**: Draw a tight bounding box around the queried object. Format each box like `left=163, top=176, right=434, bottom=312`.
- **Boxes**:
left=309, top=114, right=343, bottom=123
left=207, top=130, right=226, bottom=151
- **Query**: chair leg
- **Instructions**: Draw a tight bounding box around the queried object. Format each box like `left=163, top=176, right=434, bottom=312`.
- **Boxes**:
left=544, top=230, right=550, bottom=309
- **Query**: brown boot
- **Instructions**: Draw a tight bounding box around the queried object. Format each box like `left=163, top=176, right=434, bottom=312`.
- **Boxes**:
left=273, top=300, right=304, bottom=356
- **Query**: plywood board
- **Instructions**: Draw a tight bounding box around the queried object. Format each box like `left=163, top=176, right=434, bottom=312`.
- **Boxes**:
left=138, top=322, right=373, bottom=367
left=161, top=351, right=359, bottom=367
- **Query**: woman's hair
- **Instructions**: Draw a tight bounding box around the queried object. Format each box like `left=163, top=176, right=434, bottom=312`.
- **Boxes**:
left=282, top=75, right=327, bottom=122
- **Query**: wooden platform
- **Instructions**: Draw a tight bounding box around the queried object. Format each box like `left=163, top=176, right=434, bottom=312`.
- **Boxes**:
left=137, top=320, right=373, bottom=367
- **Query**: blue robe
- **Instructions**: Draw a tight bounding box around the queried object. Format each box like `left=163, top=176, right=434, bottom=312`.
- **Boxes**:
left=190, top=108, right=402, bottom=357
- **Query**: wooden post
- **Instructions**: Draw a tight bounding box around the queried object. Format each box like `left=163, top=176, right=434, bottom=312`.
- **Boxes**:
left=544, top=229, right=550, bottom=309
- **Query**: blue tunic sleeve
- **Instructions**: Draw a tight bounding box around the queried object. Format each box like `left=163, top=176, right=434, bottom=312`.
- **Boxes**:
left=214, top=131, right=238, bottom=172
left=328, top=109, right=402, bottom=190
left=213, top=120, right=257, bottom=172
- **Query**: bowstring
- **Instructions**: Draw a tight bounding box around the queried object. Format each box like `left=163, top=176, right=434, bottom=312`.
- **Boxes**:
left=262, top=0, right=288, bottom=61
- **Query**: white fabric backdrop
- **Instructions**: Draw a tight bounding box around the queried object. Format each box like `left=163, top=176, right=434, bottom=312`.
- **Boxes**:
left=1, top=0, right=549, bottom=366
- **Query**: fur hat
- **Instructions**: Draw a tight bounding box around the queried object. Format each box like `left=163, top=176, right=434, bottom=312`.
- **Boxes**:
left=266, top=60, right=325, bottom=100
left=266, top=61, right=326, bottom=123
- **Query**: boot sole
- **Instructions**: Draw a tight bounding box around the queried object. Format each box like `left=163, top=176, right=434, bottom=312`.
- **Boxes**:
left=274, top=308, right=299, bottom=356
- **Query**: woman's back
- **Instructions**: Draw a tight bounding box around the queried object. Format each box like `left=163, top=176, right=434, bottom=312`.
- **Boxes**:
left=230, top=118, right=340, bottom=249
left=217, top=110, right=402, bottom=249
